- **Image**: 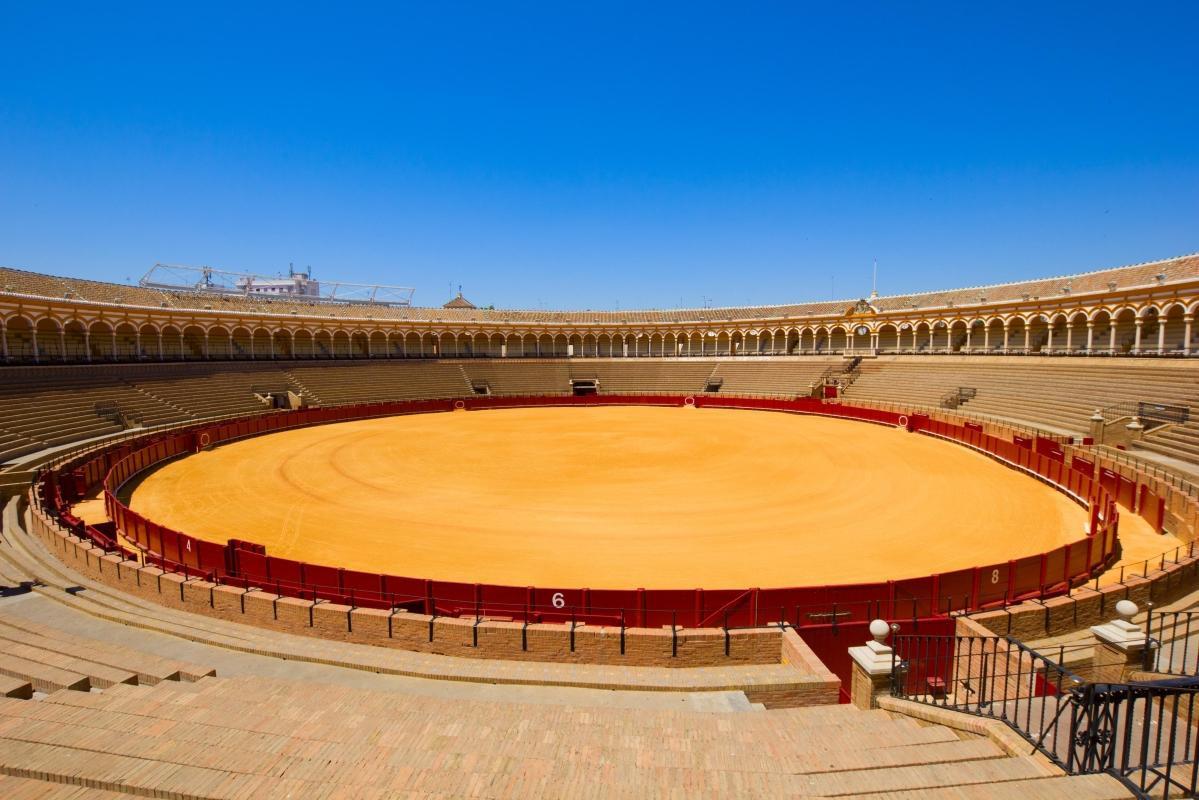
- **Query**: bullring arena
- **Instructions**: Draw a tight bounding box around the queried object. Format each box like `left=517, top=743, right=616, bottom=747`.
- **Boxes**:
left=1, top=253, right=1199, bottom=798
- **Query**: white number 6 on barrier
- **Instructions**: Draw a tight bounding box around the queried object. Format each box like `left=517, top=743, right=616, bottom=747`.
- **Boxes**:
left=991, top=569, right=1000, bottom=584
left=551, top=592, right=565, bottom=609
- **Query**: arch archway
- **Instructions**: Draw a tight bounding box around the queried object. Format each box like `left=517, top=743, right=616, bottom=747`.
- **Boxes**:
left=291, top=328, right=313, bottom=358
left=387, top=331, right=404, bottom=357
left=330, top=330, right=351, bottom=358
left=1067, top=312, right=1089, bottom=352
left=368, top=331, right=387, bottom=358
left=87, top=321, right=115, bottom=362
left=275, top=329, right=296, bottom=359
left=112, top=322, right=137, bottom=360
left=314, top=330, right=334, bottom=358
left=63, top=319, right=88, bottom=361
left=250, top=328, right=272, bottom=359
left=35, top=318, right=64, bottom=362
left=4, top=316, right=35, bottom=362
left=1027, top=315, right=1049, bottom=353
left=159, top=325, right=183, bottom=360
left=208, top=326, right=233, bottom=359
left=1111, top=308, right=1137, bottom=353
left=1005, top=317, right=1026, bottom=353
left=1157, top=304, right=1187, bottom=353
left=1089, top=310, right=1113, bottom=354
left=404, top=332, right=423, bottom=357
left=231, top=327, right=252, bottom=359
left=138, top=323, right=161, bottom=360
left=182, top=325, right=207, bottom=359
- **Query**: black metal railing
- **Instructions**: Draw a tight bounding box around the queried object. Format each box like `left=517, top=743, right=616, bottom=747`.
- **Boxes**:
left=1148, top=611, right=1199, bottom=677
left=1101, top=400, right=1190, bottom=427
left=1069, top=678, right=1199, bottom=799
left=891, top=634, right=1082, bottom=768
left=892, top=633, right=1199, bottom=799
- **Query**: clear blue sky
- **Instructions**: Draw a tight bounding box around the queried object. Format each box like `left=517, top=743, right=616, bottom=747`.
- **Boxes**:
left=1, top=2, right=1196, bottom=309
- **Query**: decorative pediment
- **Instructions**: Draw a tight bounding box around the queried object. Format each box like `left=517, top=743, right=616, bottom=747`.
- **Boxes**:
left=844, top=299, right=878, bottom=317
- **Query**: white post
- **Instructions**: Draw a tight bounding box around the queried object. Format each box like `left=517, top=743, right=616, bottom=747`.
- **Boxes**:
left=1091, top=600, right=1150, bottom=682
left=848, top=620, right=897, bottom=709
left=1157, top=319, right=1166, bottom=354
left=1046, top=327, right=1053, bottom=353
left=1023, top=325, right=1030, bottom=352
left=1109, top=324, right=1117, bottom=353
left=1086, top=322, right=1094, bottom=353
left=1132, top=319, right=1143, bottom=354
left=58, top=328, right=66, bottom=362
left=1184, top=316, right=1193, bottom=355
left=83, top=331, right=91, bottom=362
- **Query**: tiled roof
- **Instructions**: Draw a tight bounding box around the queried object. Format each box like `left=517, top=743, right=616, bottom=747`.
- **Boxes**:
left=0, top=252, right=1194, bottom=326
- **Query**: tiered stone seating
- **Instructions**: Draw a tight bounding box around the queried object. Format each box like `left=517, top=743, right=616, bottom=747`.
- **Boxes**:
left=711, top=358, right=839, bottom=395
left=844, top=358, right=1199, bottom=435
left=580, top=360, right=718, bottom=393
left=286, top=361, right=471, bottom=405
left=131, top=364, right=287, bottom=418
left=465, top=360, right=573, bottom=394
left=0, top=675, right=1129, bottom=798
left=0, top=372, right=180, bottom=463
left=1136, top=422, right=1199, bottom=466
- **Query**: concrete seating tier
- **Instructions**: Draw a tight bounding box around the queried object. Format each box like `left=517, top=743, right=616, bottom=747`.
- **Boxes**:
left=0, top=674, right=1131, bottom=798
left=843, top=358, right=1199, bottom=435
left=1, top=357, right=1196, bottom=470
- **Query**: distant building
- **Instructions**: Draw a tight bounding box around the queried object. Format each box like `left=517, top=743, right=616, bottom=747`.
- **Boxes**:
left=235, top=270, right=321, bottom=298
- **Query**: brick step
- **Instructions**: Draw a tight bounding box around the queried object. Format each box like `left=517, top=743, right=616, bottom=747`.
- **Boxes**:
left=0, top=617, right=212, bottom=683
left=0, top=653, right=89, bottom=693
left=0, top=642, right=136, bottom=689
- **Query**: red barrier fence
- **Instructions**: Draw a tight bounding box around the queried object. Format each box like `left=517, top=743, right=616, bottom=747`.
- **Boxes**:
left=41, top=394, right=1131, bottom=633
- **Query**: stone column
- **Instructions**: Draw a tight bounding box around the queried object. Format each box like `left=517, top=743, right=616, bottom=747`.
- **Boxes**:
left=1132, top=319, right=1143, bottom=354
left=1184, top=316, right=1193, bottom=355
left=849, top=620, right=897, bottom=710
left=1091, top=600, right=1151, bottom=682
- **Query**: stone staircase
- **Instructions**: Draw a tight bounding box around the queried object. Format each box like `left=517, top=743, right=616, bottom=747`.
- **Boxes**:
left=0, top=674, right=1131, bottom=798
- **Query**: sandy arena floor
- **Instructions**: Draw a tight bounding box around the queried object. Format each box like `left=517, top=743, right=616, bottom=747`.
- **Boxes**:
left=124, top=406, right=1105, bottom=589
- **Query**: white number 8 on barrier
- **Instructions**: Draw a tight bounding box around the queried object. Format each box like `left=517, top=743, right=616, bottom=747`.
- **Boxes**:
left=991, top=569, right=1000, bottom=584
left=551, top=592, right=565, bottom=609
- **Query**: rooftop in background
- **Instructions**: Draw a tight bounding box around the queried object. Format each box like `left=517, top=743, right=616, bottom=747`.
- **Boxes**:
left=139, top=263, right=416, bottom=307
left=0, top=252, right=1195, bottom=325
